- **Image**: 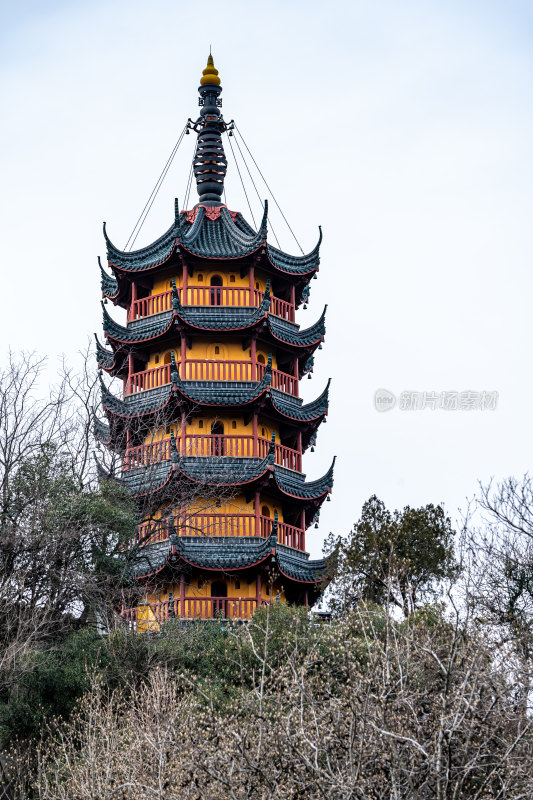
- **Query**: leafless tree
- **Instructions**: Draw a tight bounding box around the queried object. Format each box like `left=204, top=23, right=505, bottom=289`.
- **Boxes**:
left=22, top=603, right=533, bottom=800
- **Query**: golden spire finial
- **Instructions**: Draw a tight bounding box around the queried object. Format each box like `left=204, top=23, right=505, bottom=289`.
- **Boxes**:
left=200, top=53, right=221, bottom=86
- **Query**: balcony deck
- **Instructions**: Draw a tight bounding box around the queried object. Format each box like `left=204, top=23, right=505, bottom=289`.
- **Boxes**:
left=128, top=286, right=295, bottom=323
left=125, top=360, right=298, bottom=397
left=124, top=435, right=302, bottom=472
left=122, top=596, right=268, bottom=629
left=136, top=513, right=305, bottom=550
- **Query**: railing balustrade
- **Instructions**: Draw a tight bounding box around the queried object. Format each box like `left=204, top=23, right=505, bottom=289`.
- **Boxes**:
left=124, top=435, right=302, bottom=472
left=124, top=360, right=298, bottom=397
left=122, top=596, right=267, bottom=629
left=136, top=513, right=305, bottom=550
left=128, top=286, right=295, bottom=323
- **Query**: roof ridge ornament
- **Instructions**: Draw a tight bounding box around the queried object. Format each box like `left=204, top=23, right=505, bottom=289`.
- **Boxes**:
left=187, top=54, right=228, bottom=207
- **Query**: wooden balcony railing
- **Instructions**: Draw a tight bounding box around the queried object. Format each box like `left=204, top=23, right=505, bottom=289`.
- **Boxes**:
left=136, top=513, right=305, bottom=550
left=128, top=286, right=295, bottom=323
left=124, top=360, right=298, bottom=397
left=124, top=435, right=302, bottom=472
left=122, top=596, right=267, bottom=628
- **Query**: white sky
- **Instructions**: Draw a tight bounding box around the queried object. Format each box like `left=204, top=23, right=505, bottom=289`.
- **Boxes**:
left=1, top=0, right=532, bottom=557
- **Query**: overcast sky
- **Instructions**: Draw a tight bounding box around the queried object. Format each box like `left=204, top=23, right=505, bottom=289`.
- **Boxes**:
left=1, top=0, right=532, bottom=556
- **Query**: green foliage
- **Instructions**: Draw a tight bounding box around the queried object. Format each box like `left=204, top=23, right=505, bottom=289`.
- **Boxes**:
left=325, top=495, right=456, bottom=616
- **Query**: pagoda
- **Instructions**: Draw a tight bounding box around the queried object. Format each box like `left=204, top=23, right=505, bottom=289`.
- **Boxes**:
left=95, top=56, right=334, bottom=627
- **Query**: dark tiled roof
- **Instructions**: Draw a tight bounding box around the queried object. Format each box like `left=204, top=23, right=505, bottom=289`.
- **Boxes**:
left=102, top=305, right=173, bottom=343
left=171, top=278, right=270, bottom=330
left=100, top=257, right=118, bottom=298
left=178, top=455, right=272, bottom=486
left=275, top=459, right=335, bottom=499
left=119, top=446, right=334, bottom=502
left=270, top=382, right=330, bottom=422
left=178, top=205, right=266, bottom=260
left=132, top=533, right=325, bottom=583
left=104, top=384, right=174, bottom=417
left=174, top=533, right=276, bottom=569
left=121, top=460, right=173, bottom=497
left=95, top=335, right=116, bottom=370
left=103, top=201, right=321, bottom=276
left=98, top=373, right=328, bottom=426
left=94, top=417, right=111, bottom=444
left=266, top=228, right=321, bottom=275
left=105, top=220, right=178, bottom=272
left=277, top=544, right=326, bottom=582
left=268, top=307, right=326, bottom=347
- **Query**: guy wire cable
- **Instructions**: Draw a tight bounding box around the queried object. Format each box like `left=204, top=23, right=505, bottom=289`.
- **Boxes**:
left=125, top=122, right=188, bottom=251
left=234, top=124, right=304, bottom=254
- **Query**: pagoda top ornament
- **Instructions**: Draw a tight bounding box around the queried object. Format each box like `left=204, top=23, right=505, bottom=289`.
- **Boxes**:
left=191, top=53, right=228, bottom=206
left=200, top=53, right=221, bottom=86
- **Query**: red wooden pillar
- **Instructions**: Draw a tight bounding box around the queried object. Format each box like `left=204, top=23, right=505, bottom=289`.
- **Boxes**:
left=125, top=428, right=131, bottom=469
left=289, top=285, right=295, bottom=322
left=250, top=337, right=257, bottom=380
left=254, top=491, right=260, bottom=537
left=304, top=590, right=309, bottom=607
left=179, top=573, right=185, bottom=618
left=128, top=353, right=134, bottom=394
left=181, top=410, right=186, bottom=455
left=180, top=336, right=186, bottom=374
left=252, top=412, right=258, bottom=457
left=300, top=509, right=306, bottom=552
left=256, top=571, right=262, bottom=607
left=182, top=262, right=188, bottom=303
left=293, top=357, right=299, bottom=398
left=296, top=431, right=302, bottom=472
left=130, top=281, right=137, bottom=322
left=249, top=263, right=255, bottom=305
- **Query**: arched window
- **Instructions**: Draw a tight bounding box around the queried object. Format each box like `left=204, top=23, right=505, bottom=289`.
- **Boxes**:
left=257, top=353, right=266, bottom=365
left=261, top=505, right=271, bottom=518
left=211, top=421, right=225, bottom=456
left=163, top=352, right=172, bottom=365
left=210, top=275, right=223, bottom=306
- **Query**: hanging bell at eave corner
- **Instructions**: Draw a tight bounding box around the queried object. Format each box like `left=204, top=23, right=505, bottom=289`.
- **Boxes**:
left=310, top=446, right=315, bottom=452
left=303, top=304, right=308, bottom=310
left=314, top=522, right=319, bottom=529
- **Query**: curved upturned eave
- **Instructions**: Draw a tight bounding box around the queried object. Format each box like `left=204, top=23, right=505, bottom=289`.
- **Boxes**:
left=133, top=535, right=325, bottom=585
left=268, top=306, right=326, bottom=349
left=276, top=548, right=327, bottom=584
left=121, top=452, right=333, bottom=504
left=99, top=377, right=328, bottom=431
left=99, top=257, right=119, bottom=299
left=104, top=220, right=179, bottom=273
left=94, top=333, right=119, bottom=372
left=274, top=457, right=335, bottom=500
left=270, top=380, right=330, bottom=422
left=265, top=227, right=321, bottom=276
left=133, top=533, right=277, bottom=580
left=102, top=304, right=174, bottom=344
left=94, top=416, right=111, bottom=445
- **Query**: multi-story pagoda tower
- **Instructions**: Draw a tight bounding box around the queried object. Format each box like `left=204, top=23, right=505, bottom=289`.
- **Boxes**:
left=96, top=56, right=334, bottom=627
